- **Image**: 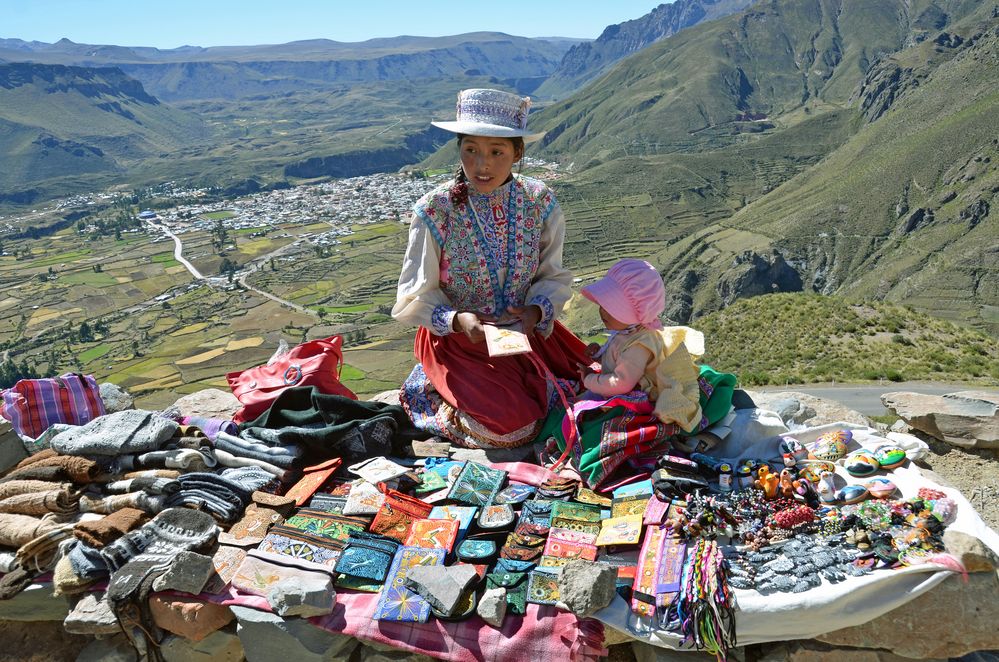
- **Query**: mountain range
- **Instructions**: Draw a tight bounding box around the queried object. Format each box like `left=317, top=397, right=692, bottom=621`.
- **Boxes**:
left=1, top=0, right=996, bottom=334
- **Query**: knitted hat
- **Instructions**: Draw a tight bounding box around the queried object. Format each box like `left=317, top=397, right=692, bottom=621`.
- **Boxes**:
left=0, top=513, right=61, bottom=548
left=431, top=88, right=545, bottom=143
left=165, top=472, right=255, bottom=524
left=581, top=259, right=666, bottom=330
left=51, top=410, right=178, bottom=457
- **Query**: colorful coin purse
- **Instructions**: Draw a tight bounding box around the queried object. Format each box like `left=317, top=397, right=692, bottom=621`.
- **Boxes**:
left=258, top=524, right=345, bottom=570
left=477, top=503, right=515, bottom=530
left=404, top=518, right=461, bottom=551
left=457, top=538, right=498, bottom=563
left=527, top=569, right=561, bottom=605
left=283, top=509, right=369, bottom=542
left=485, top=571, right=528, bottom=615
left=518, top=500, right=553, bottom=528
left=448, top=462, right=507, bottom=506
left=370, top=489, right=433, bottom=542
left=374, top=546, right=446, bottom=623
left=334, top=531, right=400, bottom=582
left=494, top=484, right=536, bottom=504
left=428, top=505, right=478, bottom=541
left=551, top=501, right=602, bottom=522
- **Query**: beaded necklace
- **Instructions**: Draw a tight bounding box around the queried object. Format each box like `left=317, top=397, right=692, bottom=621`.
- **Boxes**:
left=465, top=180, right=519, bottom=314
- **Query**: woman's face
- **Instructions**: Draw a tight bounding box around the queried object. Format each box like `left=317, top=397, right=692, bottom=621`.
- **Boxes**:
left=459, top=136, right=522, bottom=195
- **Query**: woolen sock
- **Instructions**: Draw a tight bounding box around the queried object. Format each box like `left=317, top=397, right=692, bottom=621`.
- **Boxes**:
left=104, top=477, right=180, bottom=496
left=51, top=410, right=179, bottom=457
left=0, top=564, right=37, bottom=600
left=10, top=448, right=58, bottom=471
left=100, top=507, right=219, bottom=572
left=212, top=449, right=289, bottom=479
left=74, top=507, right=150, bottom=548
left=16, top=523, right=75, bottom=572
left=52, top=553, right=96, bottom=597
left=79, top=492, right=166, bottom=516
left=68, top=540, right=110, bottom=580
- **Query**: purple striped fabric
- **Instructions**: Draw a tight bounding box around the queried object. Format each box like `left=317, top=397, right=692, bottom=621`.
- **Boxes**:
left=0, top=373, right=105, bottom=440
left=179, top=416, right=238, bottom=441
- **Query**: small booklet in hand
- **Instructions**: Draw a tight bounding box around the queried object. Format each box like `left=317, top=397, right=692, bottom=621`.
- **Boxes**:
left=484, top=322, right=532, bottom=357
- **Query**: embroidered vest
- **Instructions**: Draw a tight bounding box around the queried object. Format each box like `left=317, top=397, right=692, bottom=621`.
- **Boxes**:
left=414, top=176, right=556, bottom=317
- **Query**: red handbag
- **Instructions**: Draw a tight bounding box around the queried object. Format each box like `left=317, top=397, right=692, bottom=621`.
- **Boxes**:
left=226, top=335, right=357, bottom=424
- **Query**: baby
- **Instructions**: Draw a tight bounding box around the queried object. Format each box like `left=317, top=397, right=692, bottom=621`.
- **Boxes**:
left=578, top=259, right=704, bottom=432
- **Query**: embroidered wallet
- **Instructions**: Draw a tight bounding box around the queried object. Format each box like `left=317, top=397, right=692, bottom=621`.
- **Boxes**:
left=334, top=531, right=400, bottom=582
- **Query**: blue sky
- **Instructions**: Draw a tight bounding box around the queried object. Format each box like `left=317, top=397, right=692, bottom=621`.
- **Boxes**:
left=2, top=0, right=668, bottom=48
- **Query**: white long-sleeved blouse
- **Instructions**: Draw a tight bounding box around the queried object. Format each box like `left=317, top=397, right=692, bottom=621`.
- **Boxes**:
left=392, top=176, right=572, bottom=337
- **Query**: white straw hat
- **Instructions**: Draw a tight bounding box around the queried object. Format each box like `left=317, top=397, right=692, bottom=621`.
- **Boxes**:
left=432, top=88, right=545, bottom=143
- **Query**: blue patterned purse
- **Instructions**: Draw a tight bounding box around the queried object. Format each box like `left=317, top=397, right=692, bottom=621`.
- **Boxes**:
left=447, top=462, right=507, bottom=506
left=334, top=531, right=400, bottom=582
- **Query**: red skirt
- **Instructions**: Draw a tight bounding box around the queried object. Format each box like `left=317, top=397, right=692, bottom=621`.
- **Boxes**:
left=415, top=321, right=590, bottom=437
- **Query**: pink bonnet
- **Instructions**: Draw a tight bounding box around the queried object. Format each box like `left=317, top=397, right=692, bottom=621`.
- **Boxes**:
left=581, top=259, right=666, bottom=330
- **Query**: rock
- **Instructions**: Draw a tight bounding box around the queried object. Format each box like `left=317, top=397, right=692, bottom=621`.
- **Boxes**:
left=369, top=390, right=401, bottom=405
left=757, top=640, right=937, bottom=661
left=160, top=628, right=244, bottom=662
left=557, top=560, right=617, bottom=617
left=450, top=445, right=535, bottom=464
left=152, top=551, right=216, bottom=595
left=881, top=391, right=999, bottom=449
left=403, top=564, right=479, bottom=616
left=943, top=530, right=998, bottom=573
left=0, top=419, right=28, bottom=474
left=890, top=418, right=910, bottom=433
left=746, top=391, right=871, bottom=428
left=64, top=591, right=119, bottom=635
left=99, top=382, right=134, bottom=413
left=816, top=571, right=999, bottom=658
left=266, top=576, right=335, bottom=618
left=149, top=595, right=235, bottom=642
left=0, top=582, right=70, bottom=621
left=172, top=389, right=242, bottom=420
left=231, top=605, right=357, bottom=662
left=77, top=633, right=139, bottom=662
left=632, top=640, right=724, bottom=661
left=477, top=586, right=506, bottom=627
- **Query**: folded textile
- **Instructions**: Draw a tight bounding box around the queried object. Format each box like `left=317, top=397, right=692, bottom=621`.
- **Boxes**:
left=51, top=410, right=178, bottom=457
left=0, top=513, right=62, bottom=548
left=165, top=472, right=255, bottom=524
left=0, top=454, right=100, bottom=484
left=0, top=488, right=79, bottom=517
left=101, top=507, right=219, bottom=573
left=16, top=521, right=75, bottom=572
left=10, top=447, right=59, bottom=469
left=79, top=492, right=166, bottom=516
left=104, top=477, right=180, bottom=496
left=214, top=431, right=302, bottom=468
left=0, top=564, right=36, bottom=600
left=239, top=386, right=430, bottom=463
left=212, top=449, right=289, bottom=479
left=123, top=469, right=181, bottom=480
left=74, top=507, right=150, bottom=548
left=180, top=416, right=238, bottom=442
left=220, top=466, right=280, bottom=492
left=0, top=479, right=72, bottom=501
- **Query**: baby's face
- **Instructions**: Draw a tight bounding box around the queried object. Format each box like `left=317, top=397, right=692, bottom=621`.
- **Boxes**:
left=599, top=306, right=630, bottom=331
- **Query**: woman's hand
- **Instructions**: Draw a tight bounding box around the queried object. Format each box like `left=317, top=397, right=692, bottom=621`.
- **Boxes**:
left=504, top=305, right=542, bottom=336
left=453, top=311, right=487, bottom=343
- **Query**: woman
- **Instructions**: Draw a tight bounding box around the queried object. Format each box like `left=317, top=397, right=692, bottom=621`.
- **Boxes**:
left=392, top=88, right=589, bottom=449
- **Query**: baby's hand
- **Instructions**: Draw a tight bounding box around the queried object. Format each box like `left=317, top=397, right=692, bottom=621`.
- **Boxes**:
left=576, top=361, right=596, bottom=382
left=585, top=342, right=601, bottom=358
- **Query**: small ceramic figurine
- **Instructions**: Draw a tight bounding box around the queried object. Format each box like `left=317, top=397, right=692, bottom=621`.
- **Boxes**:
left=754, top=465, right=780, bottom=499
left=817, top=470, right=839, bottom=504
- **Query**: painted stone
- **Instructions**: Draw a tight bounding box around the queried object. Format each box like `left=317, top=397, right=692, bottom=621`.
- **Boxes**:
left=844, top=451, right=880, bottom=477
left=865, top=477, right=897, bottom=499
left=807, top=429, right=851, bottom=461
left=836, top=484, right=869, bottom=505
left=874, top=444, right=907, bottom=469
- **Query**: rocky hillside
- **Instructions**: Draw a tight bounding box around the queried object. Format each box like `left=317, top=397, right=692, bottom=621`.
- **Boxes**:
left=507, top=0, right=997, bottom=332
left=535, top=0, right=754, bottom=100
left=0, top=34, right=574, bottom=101
left=0, top=63, right=208, bottom=200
